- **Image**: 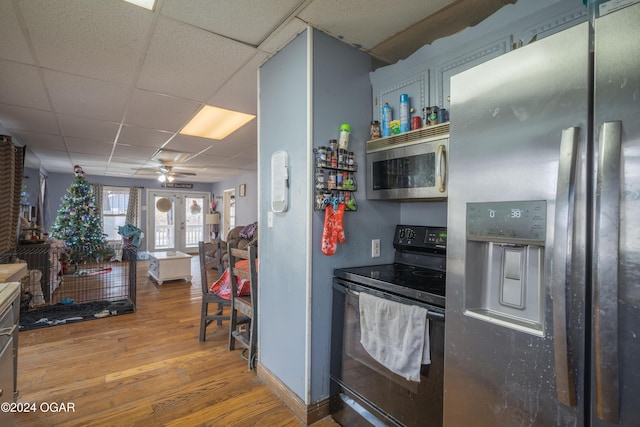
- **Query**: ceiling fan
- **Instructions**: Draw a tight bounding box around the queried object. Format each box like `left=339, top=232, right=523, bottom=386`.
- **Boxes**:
left=156, top=165, right=196, bottom=183
left=132, top=163, right=197, bottom=181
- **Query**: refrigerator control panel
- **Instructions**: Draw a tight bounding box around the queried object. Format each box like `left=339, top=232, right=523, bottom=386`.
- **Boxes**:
left=466, top=200, right=547, bottom=244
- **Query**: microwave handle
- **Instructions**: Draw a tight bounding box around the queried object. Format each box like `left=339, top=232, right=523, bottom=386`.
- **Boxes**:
left=436, top=144, right=446, bottom=193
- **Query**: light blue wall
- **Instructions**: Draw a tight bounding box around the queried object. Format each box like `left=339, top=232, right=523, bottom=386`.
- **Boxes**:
left=258, top=29, right=310, bottom=400
left=309, top=30, right=388, bottom=401
left=46, top=171, right=212, bottom=251
left=45, top=170, right=258, bottom=248
left=210, top=171, right=258, bottom=230
left=22, top=168, right=40, bottom=208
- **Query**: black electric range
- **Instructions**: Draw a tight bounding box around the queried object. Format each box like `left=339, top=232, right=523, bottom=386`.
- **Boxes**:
left=334, top=225, right=447, bottom=308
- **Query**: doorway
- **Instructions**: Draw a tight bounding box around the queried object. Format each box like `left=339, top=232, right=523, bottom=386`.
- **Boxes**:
left=147, top=190, right=210, bottom=253
left=222, top=188, right=236, bottom=239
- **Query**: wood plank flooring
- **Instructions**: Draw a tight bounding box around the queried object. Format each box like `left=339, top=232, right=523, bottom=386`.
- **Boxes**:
left=9, top=257, right=338, bottom=427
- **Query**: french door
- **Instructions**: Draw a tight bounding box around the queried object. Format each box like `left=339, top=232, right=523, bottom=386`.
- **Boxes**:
left=147, top=190, right=210, bottom=253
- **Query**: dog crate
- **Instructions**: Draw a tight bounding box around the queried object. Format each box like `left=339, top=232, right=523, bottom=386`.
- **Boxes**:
left=2, top=243, right=137, bottom=313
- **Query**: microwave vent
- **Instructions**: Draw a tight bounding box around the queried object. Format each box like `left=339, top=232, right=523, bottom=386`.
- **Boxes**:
left=367, top=122, right=450, bottom=152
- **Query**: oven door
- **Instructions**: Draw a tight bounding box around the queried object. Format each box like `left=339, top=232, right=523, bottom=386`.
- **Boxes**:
left=330, top=279, right=445, bottom=427
left=366, top=136, right=448, bottom=201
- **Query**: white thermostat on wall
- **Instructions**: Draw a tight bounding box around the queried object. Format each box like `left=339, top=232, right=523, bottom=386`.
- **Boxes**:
left=271, top=150, right=289, bottom=212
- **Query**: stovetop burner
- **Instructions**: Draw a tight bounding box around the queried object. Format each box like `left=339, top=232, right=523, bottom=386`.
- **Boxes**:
left=334, top=262, right=446, bottom=307
left=334, top=225, right=447, bottom=307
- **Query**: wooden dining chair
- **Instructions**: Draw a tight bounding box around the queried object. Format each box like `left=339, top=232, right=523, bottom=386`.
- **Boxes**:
left=228, top=243, right=258, bottom=369
left=198, top=240, right=230, bottom=342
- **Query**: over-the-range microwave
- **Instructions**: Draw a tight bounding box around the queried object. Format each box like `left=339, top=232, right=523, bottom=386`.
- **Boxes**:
left=366, top=123, right=449, bottom=201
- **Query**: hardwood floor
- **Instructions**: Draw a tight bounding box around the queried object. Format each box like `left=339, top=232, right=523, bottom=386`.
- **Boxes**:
left=10, top=257, right=338, bottom=427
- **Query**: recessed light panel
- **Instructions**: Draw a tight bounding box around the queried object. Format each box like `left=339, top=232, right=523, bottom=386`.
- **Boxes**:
left=180, top=105, right=256, bottom=140
left=123, top=0, right=156, bottom=11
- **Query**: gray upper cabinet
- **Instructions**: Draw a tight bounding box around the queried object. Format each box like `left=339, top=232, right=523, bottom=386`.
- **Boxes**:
left=370, top=0, right=587, bottom=121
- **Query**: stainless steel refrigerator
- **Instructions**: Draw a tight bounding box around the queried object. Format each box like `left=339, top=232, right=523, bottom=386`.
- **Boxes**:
left=444, top=2, right=640, bottom=426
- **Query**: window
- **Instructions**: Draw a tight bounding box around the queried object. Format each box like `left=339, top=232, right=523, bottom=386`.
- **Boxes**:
left=102, top=187, right=130, bottom=241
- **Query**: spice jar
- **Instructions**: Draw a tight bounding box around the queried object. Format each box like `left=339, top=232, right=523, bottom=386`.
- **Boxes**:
left=328, top=171, right=336, bottom=190
left=315, top=170, right=325, bottom=189
left=429, top=106, right=439, bottom=126
left=347, top=152, right=355, bottom=170
left=318, top=146, right=327, bottom=166
left=329, top=139, right=337, bottom=153
left=370, top=120, right=381, bottom=139
left=411, top=116, right=421, bottom=130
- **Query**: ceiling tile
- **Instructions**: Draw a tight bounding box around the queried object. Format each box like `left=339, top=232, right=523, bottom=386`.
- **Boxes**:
left=111, top=144, right=157, bottom=159
left=124, top=90, right=202, bottom=132
left=207, top=52, right=269, bottom=115
left=65, top=137, right=114, bottom=156
left=33, top=154, right=72, bottom=171
left=160, top=0, right=302, bottom=46
left=0, top=104, right=58, bottom=134
left=69, top=159, right=107, bottom=176
left=117, top=125, right=174, bottom=148
left=0, top=0, right=35, bottom=64
left=258, top=17, right=308, bottom=55
left=8, top=129, right=66, bottom=151
left=137, top=17, right=257, bottom=102
left=57, top=115, right=120, bottom=142
left=211, top=120, right=257, bottom=146
left=110, top=155, right=153, bottom=167
left=19, top=0, right=154, bottom=85
left=0, top=60, right=50, bottom=110
left=298, top=0, right=454, bottom=50
left=43, top=69, right=130, bottom=122
left=165, top=133, right=219, bottom=153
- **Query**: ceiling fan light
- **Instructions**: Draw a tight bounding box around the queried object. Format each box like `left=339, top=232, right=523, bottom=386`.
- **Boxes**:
left=167, top=175, right=175, bottom=183
left=180, top=105, right=255, bottom=140
left=158, top=174, right=166, bottom=183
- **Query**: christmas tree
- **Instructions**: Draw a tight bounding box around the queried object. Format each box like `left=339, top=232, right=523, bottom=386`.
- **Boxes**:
left=50, top=165, right=108, bottom=264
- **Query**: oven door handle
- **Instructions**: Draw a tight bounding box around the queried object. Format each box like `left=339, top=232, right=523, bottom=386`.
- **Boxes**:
left=436, top=144, right=446, bottom=193
left=345, top=288, right=445, bottom=322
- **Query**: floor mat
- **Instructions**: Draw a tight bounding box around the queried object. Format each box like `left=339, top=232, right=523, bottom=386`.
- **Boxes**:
left=19, top=299, right=135, bottom=331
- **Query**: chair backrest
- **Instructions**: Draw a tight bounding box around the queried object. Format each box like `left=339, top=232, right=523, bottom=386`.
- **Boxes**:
left=228, top=243, right=258, bottom=306
left=199, top=240, right=222, bottom=295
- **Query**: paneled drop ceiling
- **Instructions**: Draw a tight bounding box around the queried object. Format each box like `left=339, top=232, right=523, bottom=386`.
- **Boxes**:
left=0, top=0, right=514, bottom=183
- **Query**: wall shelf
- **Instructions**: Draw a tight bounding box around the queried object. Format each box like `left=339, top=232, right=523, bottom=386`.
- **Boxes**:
left=313, top=148, right=357, bottom=211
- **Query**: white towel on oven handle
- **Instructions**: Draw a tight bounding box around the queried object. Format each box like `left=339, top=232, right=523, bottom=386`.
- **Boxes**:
left=359, top=292, right=430, bottom=382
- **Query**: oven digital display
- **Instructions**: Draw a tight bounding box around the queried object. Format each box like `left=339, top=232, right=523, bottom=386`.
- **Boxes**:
left=466, top=200, right=547, bottom=243
left=395, top=225, right=447, bottom=250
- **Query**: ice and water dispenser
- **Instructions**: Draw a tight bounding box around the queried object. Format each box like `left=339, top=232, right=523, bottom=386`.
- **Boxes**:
left=464, top=200, right=546, bottom=335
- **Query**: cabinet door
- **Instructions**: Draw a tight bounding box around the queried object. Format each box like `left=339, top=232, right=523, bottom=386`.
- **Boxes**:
left=0, top=337, right=15, bottom=403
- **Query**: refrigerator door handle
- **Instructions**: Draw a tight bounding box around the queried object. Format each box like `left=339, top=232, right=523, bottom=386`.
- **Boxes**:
left=552, top=127, right=579, bottom=407
left=436, top=144, right=446, bottom=193
left=595, top=121, right=621, bottom=423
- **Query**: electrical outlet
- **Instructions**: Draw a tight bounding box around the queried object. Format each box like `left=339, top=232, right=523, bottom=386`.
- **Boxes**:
left=372, top=239, right=380, bottom=257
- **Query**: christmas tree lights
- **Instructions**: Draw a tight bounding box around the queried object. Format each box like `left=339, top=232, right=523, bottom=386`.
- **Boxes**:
left=50, top=166, right=109, bottom=264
